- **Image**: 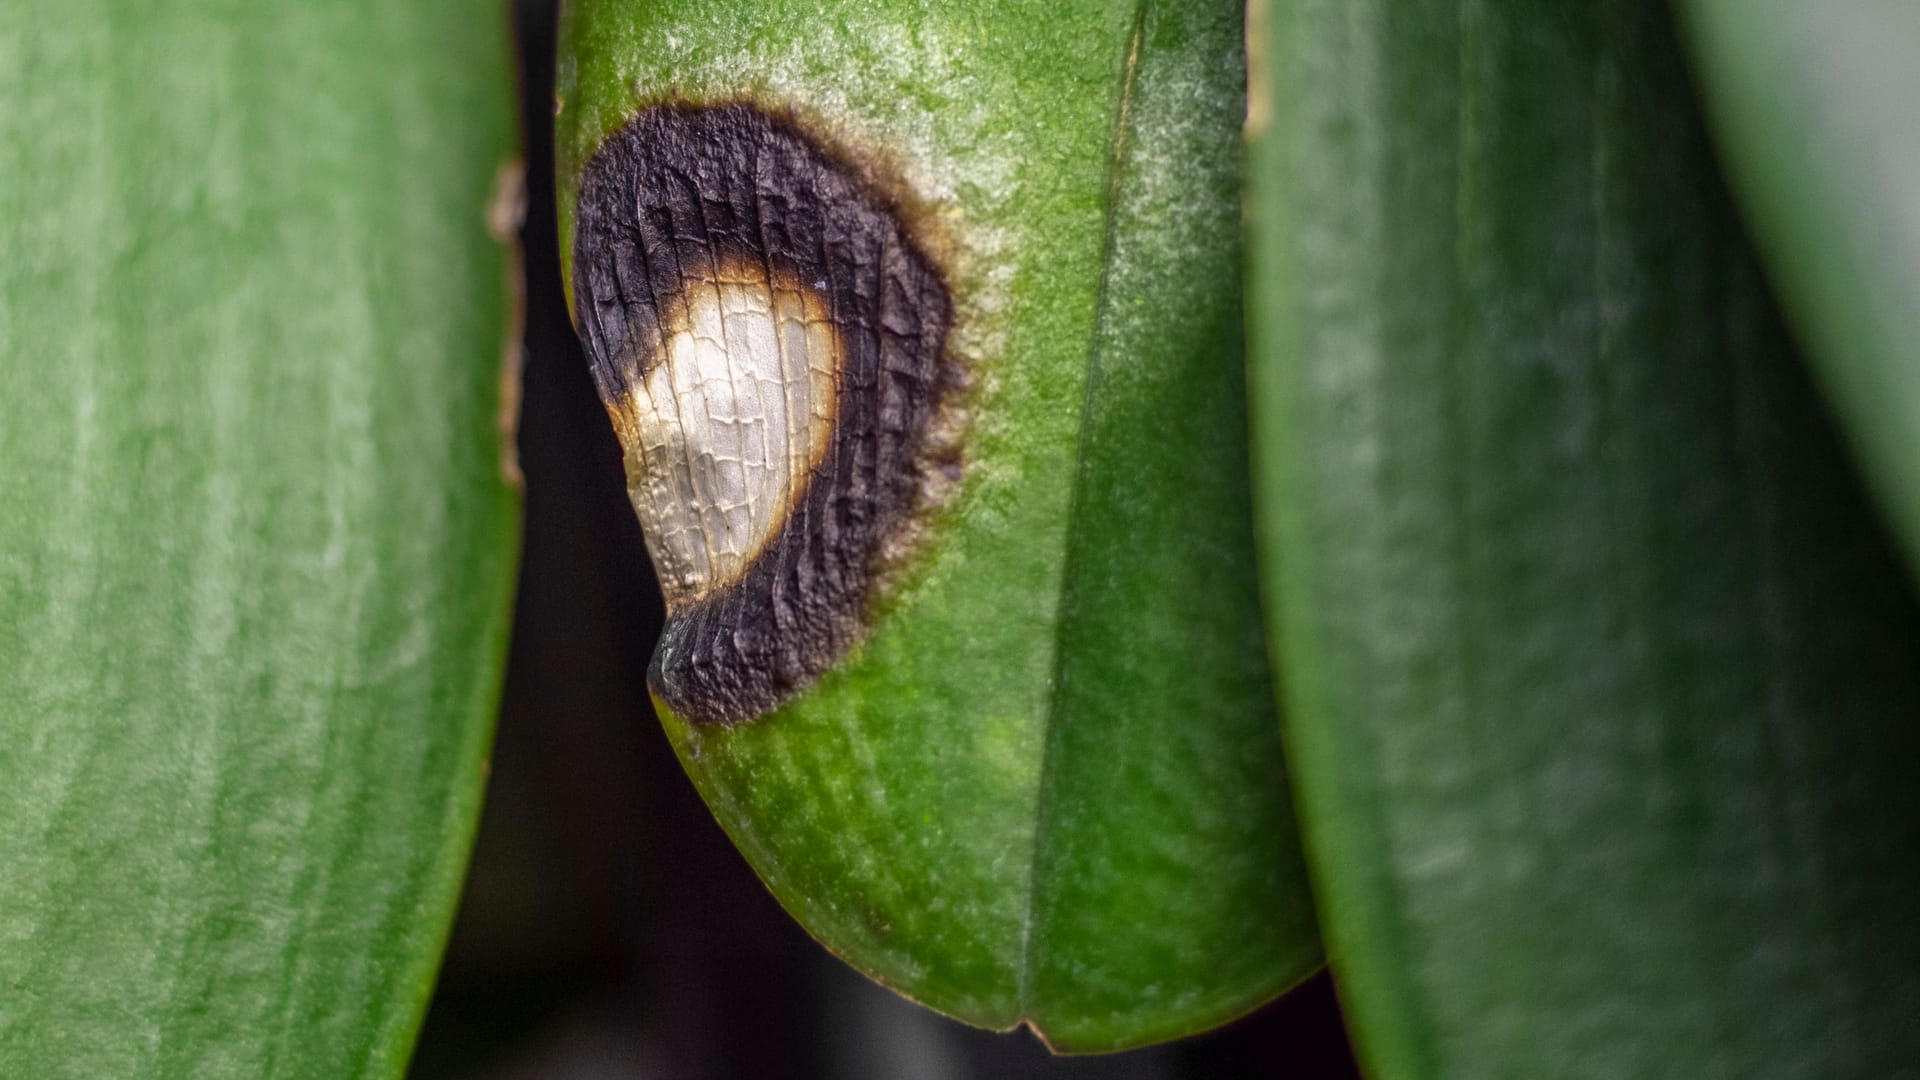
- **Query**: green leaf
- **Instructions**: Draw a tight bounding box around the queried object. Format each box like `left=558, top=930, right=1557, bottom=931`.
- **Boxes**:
left=1678, top=0, right=1920, bottom=582
left=1247, top=2, right=1920, bottom=1077
left=0, top=4, right=519, bottom=1077
left=557, top=0, right=1317, bottom=1050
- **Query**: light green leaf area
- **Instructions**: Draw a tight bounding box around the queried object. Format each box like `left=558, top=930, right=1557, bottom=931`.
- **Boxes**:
left=0, top=3, right=519, bottom=1077
left=1679, top=0, right=1920, bottom=583
left=1248, top=1, right=1920, bottom=1077
left=558, top=0, right=1317, bottom=1051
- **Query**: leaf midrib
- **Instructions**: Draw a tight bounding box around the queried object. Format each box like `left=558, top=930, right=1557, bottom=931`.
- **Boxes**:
left=1014, top=0, right=1152, bottom=1026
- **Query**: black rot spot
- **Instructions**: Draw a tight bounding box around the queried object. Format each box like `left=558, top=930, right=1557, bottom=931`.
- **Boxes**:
left=572, top=102, right=957, bottom=725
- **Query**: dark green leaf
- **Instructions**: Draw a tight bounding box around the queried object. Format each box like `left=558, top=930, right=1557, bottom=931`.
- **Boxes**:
left=1679, top=0, right=1920, bottom=581
left=0, top=4, right=520, bottom=1075
left=1247, top=1, right=1920, bottom=1076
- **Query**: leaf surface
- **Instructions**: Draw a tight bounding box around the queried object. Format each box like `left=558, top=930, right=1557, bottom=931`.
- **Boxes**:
left=1679, top=0, right=1920, bottom=580
left=0, top=4, right=520, bottom=1076
left=557, top=0, right=1317, bottom=1050
left=1246, top=2, right=1920, bottom=1076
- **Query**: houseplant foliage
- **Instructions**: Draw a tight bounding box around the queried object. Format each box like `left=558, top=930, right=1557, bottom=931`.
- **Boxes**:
left=1679, top=0, right=1920, bottom=578
left=1247, top=1, right=1920, bottom=1077
left=0, top=2, right=520, bottom=1076
left=555, top=0, right=1319, bottom=1052
left=6, top=0, right=1920, bottom=1073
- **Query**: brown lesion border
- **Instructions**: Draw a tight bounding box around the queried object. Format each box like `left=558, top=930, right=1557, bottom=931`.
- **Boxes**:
left=571, top=102, right=965, bottom=724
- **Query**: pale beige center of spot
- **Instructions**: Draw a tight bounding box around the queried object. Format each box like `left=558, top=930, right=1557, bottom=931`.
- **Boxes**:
left=619, top=263, right=839, bottom=610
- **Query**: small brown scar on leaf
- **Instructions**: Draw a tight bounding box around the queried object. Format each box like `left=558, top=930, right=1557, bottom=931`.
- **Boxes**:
left=1244, top=0, right=1272, bottom=138
left=489, top=159, right=529, bottom=490
left=571, top=102, right=964, bottom=725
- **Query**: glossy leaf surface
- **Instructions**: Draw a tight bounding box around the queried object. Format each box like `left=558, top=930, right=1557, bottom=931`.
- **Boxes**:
left=1679, top=0, right=1920, bottom=580
left=0, top=3, right=520, bottom=1076
left=558, top=0, right=1317, bottom=1050
left=1247, top=2, right=1920, bottom=1076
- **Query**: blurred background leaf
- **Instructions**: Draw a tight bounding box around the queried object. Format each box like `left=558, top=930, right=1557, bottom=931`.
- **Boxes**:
left=552, top=0, right=1317, bottom=1051
left=1247, top=1, right=1920, bottom=1077
left=1679, top=0, right=1920, bottom=583
left=0, top=2, right=519, bottom=1076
